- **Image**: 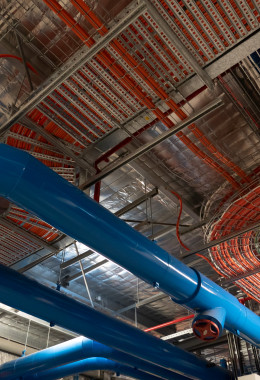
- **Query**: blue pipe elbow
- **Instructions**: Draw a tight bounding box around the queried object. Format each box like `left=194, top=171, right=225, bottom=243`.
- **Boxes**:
left=0, top=336, right=187, bottom=380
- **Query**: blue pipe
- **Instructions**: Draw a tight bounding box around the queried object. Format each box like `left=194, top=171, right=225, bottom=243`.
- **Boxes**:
left=0, top=337, right=188, bottom=380
left=21, top=357, right=164, bottom=380
left=0, top=264, right=231, bottom=380
left=0, top=144, right=258, bottom=347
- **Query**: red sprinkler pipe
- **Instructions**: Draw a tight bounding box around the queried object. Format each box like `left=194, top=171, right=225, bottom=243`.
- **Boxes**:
left=0, top=54, right=38, bottom=74
left=144, top=314, right=194, bottom=332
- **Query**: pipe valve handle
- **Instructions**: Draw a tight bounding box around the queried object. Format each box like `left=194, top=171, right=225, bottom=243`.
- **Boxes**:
left=193, top=319, right=220, bottom=341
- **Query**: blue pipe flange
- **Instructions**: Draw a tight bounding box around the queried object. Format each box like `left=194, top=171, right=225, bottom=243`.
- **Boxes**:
left=171, top=267, right=202, bottom=305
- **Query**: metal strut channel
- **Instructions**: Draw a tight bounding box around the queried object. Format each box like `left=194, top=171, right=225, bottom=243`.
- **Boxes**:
left=143, top=1, right=214, bottom=90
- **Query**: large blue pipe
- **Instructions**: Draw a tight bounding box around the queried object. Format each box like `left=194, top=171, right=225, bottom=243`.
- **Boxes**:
left=0, top=263, right=231, bottom=380
left=0, top=145, right=259, bottom=346
left=22, top=357, right=165, bottom=380
left=0, top=337, right=188, bottom=380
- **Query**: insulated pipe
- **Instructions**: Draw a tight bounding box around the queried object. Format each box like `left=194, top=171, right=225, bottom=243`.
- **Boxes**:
left=0, top=145, right=259, bottom=348
left=0, top=337, right=187, bottom=380
left=0, top=264, right=231, bottom=380
left=22, top=357, right=163, bottom=380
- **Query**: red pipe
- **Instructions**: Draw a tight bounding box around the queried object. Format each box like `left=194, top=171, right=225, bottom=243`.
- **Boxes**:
left=144, top=314, right=194, bottom=332
left=0, top=54, right=38, bottom=74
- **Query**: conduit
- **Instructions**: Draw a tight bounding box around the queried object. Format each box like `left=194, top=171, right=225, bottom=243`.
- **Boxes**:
left=1, top=337, right=185, bottom=380
left=0, top=144, right=259, bottom=350
left=43, top=0, right=246, bottom=189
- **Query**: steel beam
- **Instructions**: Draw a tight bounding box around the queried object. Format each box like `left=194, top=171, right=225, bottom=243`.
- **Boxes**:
left=221, top=266, right=260, bottom=285
left=61, top=249, right=94, bottom=270
left=182, top=221, right=260, bottom=260
left=80, top=98, right=223, bottom=189
left=129, top=161, right=200, bottom=221
left=20, top=117, right=94, bottom=173
left=116, top=188, right=158, bottom=217
left=15, top=32, right=34, bottom=91
left=67, top=259, right=109, bottom=283
left=60, top=188, right=158, bottom=270
left=114, top=293, right=167, bottom=315
left=177, top=30, right=260, bottom=99
left=162, top=328, right=193, bottom=341
left=148, top=215, right=222, bottom=241
left=6, top=132, right=65, bottom=154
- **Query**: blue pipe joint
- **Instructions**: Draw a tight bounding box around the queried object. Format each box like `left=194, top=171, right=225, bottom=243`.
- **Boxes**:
left=192, top=307, right=226, bottom=342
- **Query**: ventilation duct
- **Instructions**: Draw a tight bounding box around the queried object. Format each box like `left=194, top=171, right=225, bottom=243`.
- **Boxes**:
left=0, top=336, right=187, bottom=380
left=0, top=144, right=259, bottom=348
left=0, top=262, right=231, bottom=380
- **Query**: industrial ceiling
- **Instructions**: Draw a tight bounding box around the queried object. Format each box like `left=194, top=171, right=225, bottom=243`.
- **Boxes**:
left=0, top=0, right=259, bottom=378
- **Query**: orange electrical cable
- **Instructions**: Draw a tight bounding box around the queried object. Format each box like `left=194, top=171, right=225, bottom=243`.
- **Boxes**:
left=209, top=186, right=260, bottom=300
left=0, top=54, right=38, bottom=74
left=170, top=190, right=190, bottom=251
left=68, top=0, right=246, bottom=188
left=44, top=0, right=246, bottom=190
left=170, top=189, right=228, bottom=274
left=176, top=132, right=240, bottom=189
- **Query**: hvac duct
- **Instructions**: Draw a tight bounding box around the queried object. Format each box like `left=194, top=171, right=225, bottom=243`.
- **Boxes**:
left=0, top=337, right=188, bottom=380
left=0, top=144, right=259, bottom=347
left=0, top=262, right=231, bottom=380
left=22, top=357, right=166, bottom=380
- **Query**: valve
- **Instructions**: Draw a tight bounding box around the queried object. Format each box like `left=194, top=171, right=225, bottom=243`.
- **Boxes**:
left=192, top=307, right=226, bottom=342
left=193, top=319, right=220, bottom=341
